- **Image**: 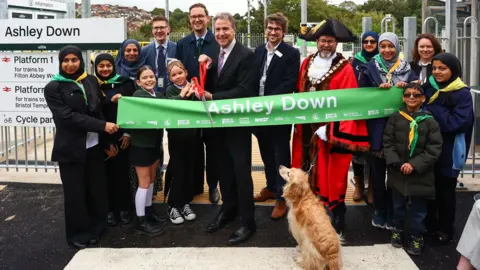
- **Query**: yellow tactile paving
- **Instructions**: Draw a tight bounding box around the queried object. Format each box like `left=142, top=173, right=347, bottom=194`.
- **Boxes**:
left=155, top=135, right=365, bottom=206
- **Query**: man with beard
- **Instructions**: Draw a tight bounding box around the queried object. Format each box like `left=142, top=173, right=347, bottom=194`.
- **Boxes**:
left=291, top=19, right=370, bottom=234
left=175, top=3, right=220, bottom=204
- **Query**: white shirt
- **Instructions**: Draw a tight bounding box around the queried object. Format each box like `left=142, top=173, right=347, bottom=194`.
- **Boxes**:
left=259, top=42, right=281, bottom=96
left=195, top=32, right=207, bottom=41
left=86, top=132, right=99, bottom=149
left=418, top=60, right=430, bottom=83
left=308, top=53, right=336, bottom=79
left=219, top=39, right=237, bottom=68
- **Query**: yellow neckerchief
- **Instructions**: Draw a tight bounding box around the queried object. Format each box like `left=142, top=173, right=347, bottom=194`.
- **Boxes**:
left=399, top=110, right=432, bottom=157
left=427, top=76, right=467, bottom=104
left=373, top=54, right=401, bottom=84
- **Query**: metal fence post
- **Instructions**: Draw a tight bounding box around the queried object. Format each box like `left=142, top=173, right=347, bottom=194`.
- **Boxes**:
left=362, top=17, right=372, bottom=36
left=403, top=17, right=417, bottom=63
left=445, top=0, right=457, bottom=54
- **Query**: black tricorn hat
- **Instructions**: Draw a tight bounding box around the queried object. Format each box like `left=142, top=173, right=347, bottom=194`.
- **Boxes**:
left=299, top=19, right=357, bottom=42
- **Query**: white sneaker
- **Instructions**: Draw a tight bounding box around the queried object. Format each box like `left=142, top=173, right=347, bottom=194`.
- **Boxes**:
left=181, top=204, right=196, bottom=221
left=169, top=207, right=184, bottom=224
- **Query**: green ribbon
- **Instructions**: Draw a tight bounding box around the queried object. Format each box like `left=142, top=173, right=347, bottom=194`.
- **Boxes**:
left=373, top=54, right=389, bottom=73
left=354, top=52, right=368, bottom=64
left=399, top=110, right=432, bottom=157
left=428, top=75, right=440, bottom=91
left=51, top=73, right=88, bottom=105
left=117, top=87, right=404, bottom=129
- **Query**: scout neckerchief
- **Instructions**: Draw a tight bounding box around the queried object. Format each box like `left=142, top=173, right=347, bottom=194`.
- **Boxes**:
left=96, top=74, right=123, bottom=85
left=373, top=54, right=401, bottom=85
left=354, top=52, right=368, bottom=64
left=399, top=110, right=432, bottom=157
left=51, top=72, right=89, bottom=105
left=427, top=75, right=467, bottom=104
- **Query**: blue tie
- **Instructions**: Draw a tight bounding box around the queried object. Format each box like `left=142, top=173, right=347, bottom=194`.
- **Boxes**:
left=157, top=46, right=166, bottom=78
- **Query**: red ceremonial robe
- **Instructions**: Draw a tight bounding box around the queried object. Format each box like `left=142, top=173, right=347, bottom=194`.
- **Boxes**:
left=291, top=53, right=370, bottom=210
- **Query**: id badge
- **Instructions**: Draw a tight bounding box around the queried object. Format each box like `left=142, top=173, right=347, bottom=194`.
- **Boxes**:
left=158, top=77, right=164, bottom=88
left=259, top=76, right=266, bottom=96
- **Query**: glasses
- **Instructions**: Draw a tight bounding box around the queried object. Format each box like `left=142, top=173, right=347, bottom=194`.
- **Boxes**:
left=153, top=26, right=168, bottom=32
left=318, top=39, right=336, bottom=45
left=266, top=27, right=282, bottom=32
left=190, top=15, right=206, bottom=20
left=403, top=93, right=424, bottom=98
left=363, top=40, right=377, bottom=44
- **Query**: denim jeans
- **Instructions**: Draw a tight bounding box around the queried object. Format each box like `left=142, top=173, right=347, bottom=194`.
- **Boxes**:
left=392, top=188, right=428, bottom=237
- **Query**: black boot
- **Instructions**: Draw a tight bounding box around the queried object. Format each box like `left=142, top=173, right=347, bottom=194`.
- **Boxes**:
left=135, top=216, right=164, bottom=236
left=332, top=203, right=346, bottom=235
left=145, top=206, right=168, bottom=225
left=119, top=211, right=132, bottom=224
left=107, top=212, right=118, bottom=226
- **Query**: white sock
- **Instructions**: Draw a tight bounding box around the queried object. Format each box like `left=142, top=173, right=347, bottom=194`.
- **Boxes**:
left=146, top=183, right=154, bottom=207
left=135, top=187, right=148, bottom=216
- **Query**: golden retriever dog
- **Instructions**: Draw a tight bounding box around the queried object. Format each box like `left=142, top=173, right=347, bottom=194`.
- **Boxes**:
left=280, top=165, right=342, bottom=270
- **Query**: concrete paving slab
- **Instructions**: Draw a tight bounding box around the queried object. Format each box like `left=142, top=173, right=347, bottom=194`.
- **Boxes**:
left=64, top=246, right=418, bottom=270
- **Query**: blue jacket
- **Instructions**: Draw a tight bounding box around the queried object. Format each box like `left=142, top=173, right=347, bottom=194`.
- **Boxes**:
left=175, top=31, right=220, bottom=81
left=423, top=86, right=474, bottom=178
left=352, top=57, right=367, bottom=82
left=358, top=60, right=418, bottom=151
left=142, top=40, right=177, bottom=92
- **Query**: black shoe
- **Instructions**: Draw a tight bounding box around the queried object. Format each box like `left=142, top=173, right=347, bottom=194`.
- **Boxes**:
left=119, top=211, right=132, bottom=224
left=227, top=226, right=256, bottom=246
left=206, top=211, right=235, bottom=233
left=209, top=188, right=220, bottom=204
left=434, top=231, right=452, bottom=245
left=332, top=204, right=346, bottom=234
left=391, top=229, right=403, bottom=248
left=68, top=241, right=88, bottom=249
left=145, top=206, right=168, bottom=225
left=107, top=212, right=118, bottom=226
left=407, top=235, right=424, bottom=255
left=135, top=216, right=164, bottom=236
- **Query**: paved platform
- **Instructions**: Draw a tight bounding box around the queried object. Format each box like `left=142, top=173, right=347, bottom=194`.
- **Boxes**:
left=0, top=182, right=477, bottom=270
left=64, top=246, right=418, bottom=270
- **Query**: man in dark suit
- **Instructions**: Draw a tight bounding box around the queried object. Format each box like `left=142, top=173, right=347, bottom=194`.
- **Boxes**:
left=200, top=12, right=258, bottom=245
left=142, top=16, right=177, bottom=94
left=175, top=3, right=220, bottom=204
left=252, top=13, right=300, bottom=220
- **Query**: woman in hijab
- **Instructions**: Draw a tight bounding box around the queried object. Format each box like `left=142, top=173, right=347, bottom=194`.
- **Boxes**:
left=351, top=31, right=379, bottom=203
left=95, top=53, right=136, bottom=227
left=423, top=53, right=474, bottom=244
left=115, top=39, right=147, bottom=80
left=410, top=34, right=442, bottom=84
left=359, top=32, right=418, bottom=231
left=44, top=46, right=119, bottom=249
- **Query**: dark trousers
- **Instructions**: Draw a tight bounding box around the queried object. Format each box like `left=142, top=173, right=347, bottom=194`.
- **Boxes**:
left=352, top=158, right=364, bottom=178
left=426, top=171, right=457, bottom=236
left=194, top=129, right=219, bottom=194
left=213, top=127, right=255, bottom=228
left=370, top=154, right=393, bottom=222
left=59, top=145, right=108, bottom=244
left=166, top=132, right=195, bottom=208
left=105, top=144, right=132, bottom=212
left=253, top=125, right=291, bottom=200
left=392, top=188, right=428, bottom=237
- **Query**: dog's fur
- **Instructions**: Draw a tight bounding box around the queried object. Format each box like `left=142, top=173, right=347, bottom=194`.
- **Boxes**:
left=280, top=165, right=342, bottom=270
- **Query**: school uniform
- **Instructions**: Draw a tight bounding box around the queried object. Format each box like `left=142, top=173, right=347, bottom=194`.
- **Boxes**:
left=44, top=46, right=108, bottom=247
left=164, top=84, right=197, bottom=208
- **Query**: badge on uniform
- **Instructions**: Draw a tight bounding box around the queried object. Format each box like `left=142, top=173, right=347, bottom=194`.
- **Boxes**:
left=158, top=77, right=164, bottom=88
left=274, top=50, right=283, bottom=58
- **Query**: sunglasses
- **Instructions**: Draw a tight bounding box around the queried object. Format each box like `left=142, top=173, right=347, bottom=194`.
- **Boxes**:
left=363, top=40, right=377, bottom=44
left=403, top=93, right=424, bottom=98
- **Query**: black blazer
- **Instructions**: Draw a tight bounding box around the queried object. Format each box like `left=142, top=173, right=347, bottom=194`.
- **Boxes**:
left=44, top=75, right=106, bottom=163
left=206, top=41, right=258, bottom=100
left=176, top=31, right=220, bottom=81
left=410, top=61, right=433, bottom=84
left=254, top=41, right=300, bottom=96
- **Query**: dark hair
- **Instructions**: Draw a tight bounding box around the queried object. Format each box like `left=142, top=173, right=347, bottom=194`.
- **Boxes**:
left=403, top=82, right=424, bottom=94
left=136, top=65, right=154, bottom=80
left=412, top=34, right=442, bottom=63
left=189, top=3, right=209, bottom=16
left=264, top=12, right=288, bottom=33
left=213, top=12, right=236, bottom=31
left=152, top=16, right=169, bottom=25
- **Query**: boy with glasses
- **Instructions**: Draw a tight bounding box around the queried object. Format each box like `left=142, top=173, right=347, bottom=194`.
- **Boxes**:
left=383, top=83, right=442, bottom=255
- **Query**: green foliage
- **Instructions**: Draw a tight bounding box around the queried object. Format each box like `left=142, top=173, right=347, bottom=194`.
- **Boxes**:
left=129, top=0, right=421, bottom=39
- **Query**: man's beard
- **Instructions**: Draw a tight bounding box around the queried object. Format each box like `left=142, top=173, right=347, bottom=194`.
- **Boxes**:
left=319, top=50, right=334, bottom=58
